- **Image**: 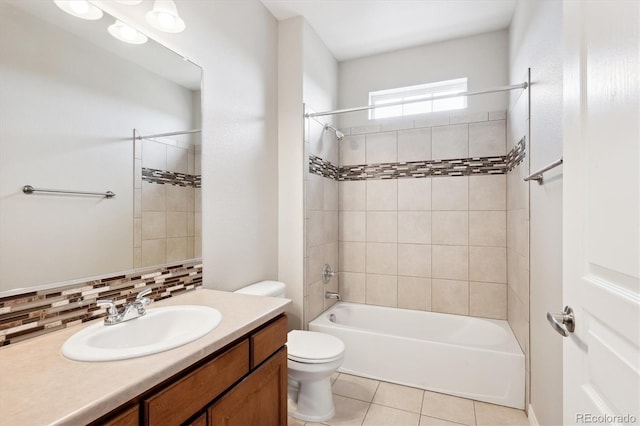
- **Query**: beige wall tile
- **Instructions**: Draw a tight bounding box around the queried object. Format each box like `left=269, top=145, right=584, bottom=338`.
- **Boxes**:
left=339, top=181, right=366, bottom=211
left=141, top=181, right=166, bottom=212
left=366, top=274, right=397, bottom=307
left=469, top=120, right=506, bottom=157
left=306, top=280, right=325, bottom=322
left=470, top=281, right=507, bottom=319
left=469, top=175, right=506, bottom=210
left=398, top=212, right=431, bottom=244
left=339, top=272, right=365, bottom=303
left=142, top=139, right=166, bottom=170
left=306, top=245, right=323, bottom=287
left=324, top=211, right=339, bottom=244
left=432, top=124, right=469, bottom=159
left=166, top=237, right=187, bottom=262
left=324, top=178, right=339, bottom=211
left=134, top=218, right=141, bottom=248
left=398, top=128, right=432, bottom=162
left=432, top=176, right=468, bottom=211
left=469, top=246, right=507, bottom=283
left=432, top=245, right=468, bottom=280
left=135, top=160, right=142, bottom=189
left=367, top=180, right=398, bottom=211
left=166, top=145, right=188, bottom=174
left=366, top=243, right=397, bottom=275
left=414, top=112, right=450, bottom=128
left=166, top=212, right=188, bottom=238
left=398, top=244, right=431, bottom=277
left=398, top=276, right=431, bottom=311
left=141, top=239, right=165, bottom=267
left=166, top=185, right=189, bottom=212
left=339, top=242, right=366, bottom=273
left=367, top=212, right=398, bottom=243
left=366, top=131, right=398, bottom=164
left=340, top=135, right=366, bottom=166
left=306, top=211, right=323, bottom=248
left=134, top=189, right=141, bottom=218
left=142, top=211, right=166, bottom=240
left=133, top=247, right=141, bottom=268
left=432, top=211, right=469, bottom=245
left=450, top=111, right=488, bottom=124
left=363, top=404, right=421, bottom=426
left=324, top=242, right=339, bottom=275
left=306, top=173, right=324, bottom=211
left=469, top=211, right=506, bottom=247
left=431, top=279, right=469, bottom=315
left=421, top=391, right=475, bottom=425
left=398, top=178, right=431, bottom=211
left=340, top=211, right=366, bottom=242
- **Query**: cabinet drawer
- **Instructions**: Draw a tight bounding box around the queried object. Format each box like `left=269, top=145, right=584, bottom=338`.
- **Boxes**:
left=250, top=315, right=287, bottom=368
left=143, top=340, right=249, bottom=425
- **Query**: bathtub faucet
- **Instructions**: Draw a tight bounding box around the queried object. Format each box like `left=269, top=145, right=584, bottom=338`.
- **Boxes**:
left=325, top=291, right=341, bottom=300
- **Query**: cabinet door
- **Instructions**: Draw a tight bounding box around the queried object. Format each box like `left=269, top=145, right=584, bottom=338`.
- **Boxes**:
left=98, top=405, right=139, bottom=426
left=209, top=347, right=287, bottom=426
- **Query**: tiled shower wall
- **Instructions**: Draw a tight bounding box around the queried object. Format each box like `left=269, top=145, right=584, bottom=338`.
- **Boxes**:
left=304, top=117, right=340, bottom=325
left=336, top=111, right=510, bottom=319
left=135, top=137, right=201, bottom=268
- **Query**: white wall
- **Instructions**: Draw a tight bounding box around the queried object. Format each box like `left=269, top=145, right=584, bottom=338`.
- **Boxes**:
left=509, top=1, right=563, bottom=424
left=0, top=2, right=193, bottom=290
left=98, top=0, right=279, bottom=292
left=278, top=17, right=305, bottom=329
left=338, top=30, right=509, bottom=128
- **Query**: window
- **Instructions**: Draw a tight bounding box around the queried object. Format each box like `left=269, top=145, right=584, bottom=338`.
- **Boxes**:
left=368, top=78, right=467, bottom=120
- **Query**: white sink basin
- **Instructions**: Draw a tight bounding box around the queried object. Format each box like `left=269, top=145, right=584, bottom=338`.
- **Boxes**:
left=61, top=305, right=222, bottom=362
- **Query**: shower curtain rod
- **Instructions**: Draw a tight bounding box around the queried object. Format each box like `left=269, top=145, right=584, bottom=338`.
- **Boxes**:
left=134, top=129, right=201, bottom=140
left=304, top=82, right=528, bottom=118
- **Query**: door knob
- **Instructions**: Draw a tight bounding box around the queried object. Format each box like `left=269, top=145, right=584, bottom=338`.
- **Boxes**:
left=547, top=306, right=575, bottom=337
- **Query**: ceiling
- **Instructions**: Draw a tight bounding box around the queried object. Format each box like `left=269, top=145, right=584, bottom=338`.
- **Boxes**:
left=260, top=0, right=516, bottom=61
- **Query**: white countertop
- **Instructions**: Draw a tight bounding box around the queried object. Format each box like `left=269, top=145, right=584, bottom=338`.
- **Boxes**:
left=0, top=289, right=291, bottom=425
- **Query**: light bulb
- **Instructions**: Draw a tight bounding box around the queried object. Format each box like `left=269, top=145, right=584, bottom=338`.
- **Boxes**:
left=146, top=0, right=185, bottom=33
left=108, top=20, right=148, bottom=45
left=68, top=0, right=89, bottom=14
left=156, top=12, right=175, bottom=29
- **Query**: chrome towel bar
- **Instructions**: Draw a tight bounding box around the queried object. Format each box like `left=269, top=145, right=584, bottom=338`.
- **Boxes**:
left=524, top=157, right=563, bottom=185
left=22, top=185, right=115, bottom=198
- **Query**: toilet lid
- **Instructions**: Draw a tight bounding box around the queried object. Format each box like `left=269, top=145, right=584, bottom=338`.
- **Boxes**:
left=287, top=330, right=345, bottom=363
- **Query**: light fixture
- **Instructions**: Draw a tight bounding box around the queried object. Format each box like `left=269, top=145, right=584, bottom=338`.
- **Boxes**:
left=53, top=0, right=104, bottom=20
left=145, top=0, right=185, bottom=33
left=108, top=20, right=148, bottom=44
left=114, top=0, right=143, bottom=4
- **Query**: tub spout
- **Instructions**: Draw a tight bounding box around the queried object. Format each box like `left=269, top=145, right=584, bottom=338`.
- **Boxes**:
left=325, top=291, right=341, bottom=300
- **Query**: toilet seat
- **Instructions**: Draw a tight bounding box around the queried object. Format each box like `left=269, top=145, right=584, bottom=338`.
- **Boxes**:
left=287, top=330, right=345, bottom=364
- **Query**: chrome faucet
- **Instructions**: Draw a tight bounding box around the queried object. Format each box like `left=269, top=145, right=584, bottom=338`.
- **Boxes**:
left=97, top=288, right=153, bottom=325
left=325, top=291, right=341, bottom=301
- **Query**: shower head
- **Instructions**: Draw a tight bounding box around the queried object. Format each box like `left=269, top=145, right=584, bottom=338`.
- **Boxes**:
left=324, top=124, right=344, bottom=141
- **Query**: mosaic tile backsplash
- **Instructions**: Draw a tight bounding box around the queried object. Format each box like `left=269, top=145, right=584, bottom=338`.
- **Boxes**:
left=142, top=167, right=201, bottom=188
left=0, top=260, right=202, bottom=346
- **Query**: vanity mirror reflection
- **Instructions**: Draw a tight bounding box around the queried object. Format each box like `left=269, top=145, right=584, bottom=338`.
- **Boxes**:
left=0, top=0, right=202, bottom=294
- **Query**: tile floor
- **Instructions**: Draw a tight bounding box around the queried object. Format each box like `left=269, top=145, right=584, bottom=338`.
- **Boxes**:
left=288, top=373, right=529, bottom=426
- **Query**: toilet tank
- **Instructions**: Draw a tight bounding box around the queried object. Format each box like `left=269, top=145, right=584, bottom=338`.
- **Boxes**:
left=234, top=280, right=286, bottom=298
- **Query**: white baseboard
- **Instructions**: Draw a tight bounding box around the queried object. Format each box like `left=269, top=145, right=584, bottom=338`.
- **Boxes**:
left=528, top=404, right=540, bottom=426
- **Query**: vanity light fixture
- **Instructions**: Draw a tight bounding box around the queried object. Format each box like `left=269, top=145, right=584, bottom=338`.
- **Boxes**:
left=53, top=0, right=103, bottom=20
left=146, top=0, right=185, bottom=33
left=108, top=20, right=148, bottom=44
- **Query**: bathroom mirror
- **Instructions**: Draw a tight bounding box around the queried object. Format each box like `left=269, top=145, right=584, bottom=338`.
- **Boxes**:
left=0, top=0, right=202, bottom=293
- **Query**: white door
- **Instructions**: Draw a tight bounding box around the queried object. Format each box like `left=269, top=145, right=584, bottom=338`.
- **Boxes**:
left=562, top=1, right=639, bottom=424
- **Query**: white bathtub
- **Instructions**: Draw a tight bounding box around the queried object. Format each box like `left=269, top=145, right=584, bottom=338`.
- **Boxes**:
left=308, top=302, right=525, bottom=409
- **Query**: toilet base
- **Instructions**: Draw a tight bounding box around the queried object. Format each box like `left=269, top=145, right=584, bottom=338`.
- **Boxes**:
left=287, top=377, right=335, bottom=422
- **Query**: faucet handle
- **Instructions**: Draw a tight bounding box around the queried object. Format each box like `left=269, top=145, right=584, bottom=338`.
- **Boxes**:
left=97, top=299, right=118, bottom=316
left=135, top=288, right=153, bottom=305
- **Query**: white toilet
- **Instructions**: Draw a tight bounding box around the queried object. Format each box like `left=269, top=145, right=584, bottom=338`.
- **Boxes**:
left=234, top=281, right=345, bottom=422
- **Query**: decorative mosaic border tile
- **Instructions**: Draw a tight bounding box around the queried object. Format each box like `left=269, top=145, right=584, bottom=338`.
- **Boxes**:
left=506, top=137, right=526, bottom=171
left=309, top=154, right=339, bottom=180
left=0, top=260, right=202, bottom=346
left=309, top=137, right=526, bottom=181
left=142, top=167, right=201, bottom=188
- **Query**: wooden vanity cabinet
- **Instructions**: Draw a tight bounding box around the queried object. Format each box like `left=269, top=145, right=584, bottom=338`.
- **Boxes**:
left=94, top=314, right=288, bottom=426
